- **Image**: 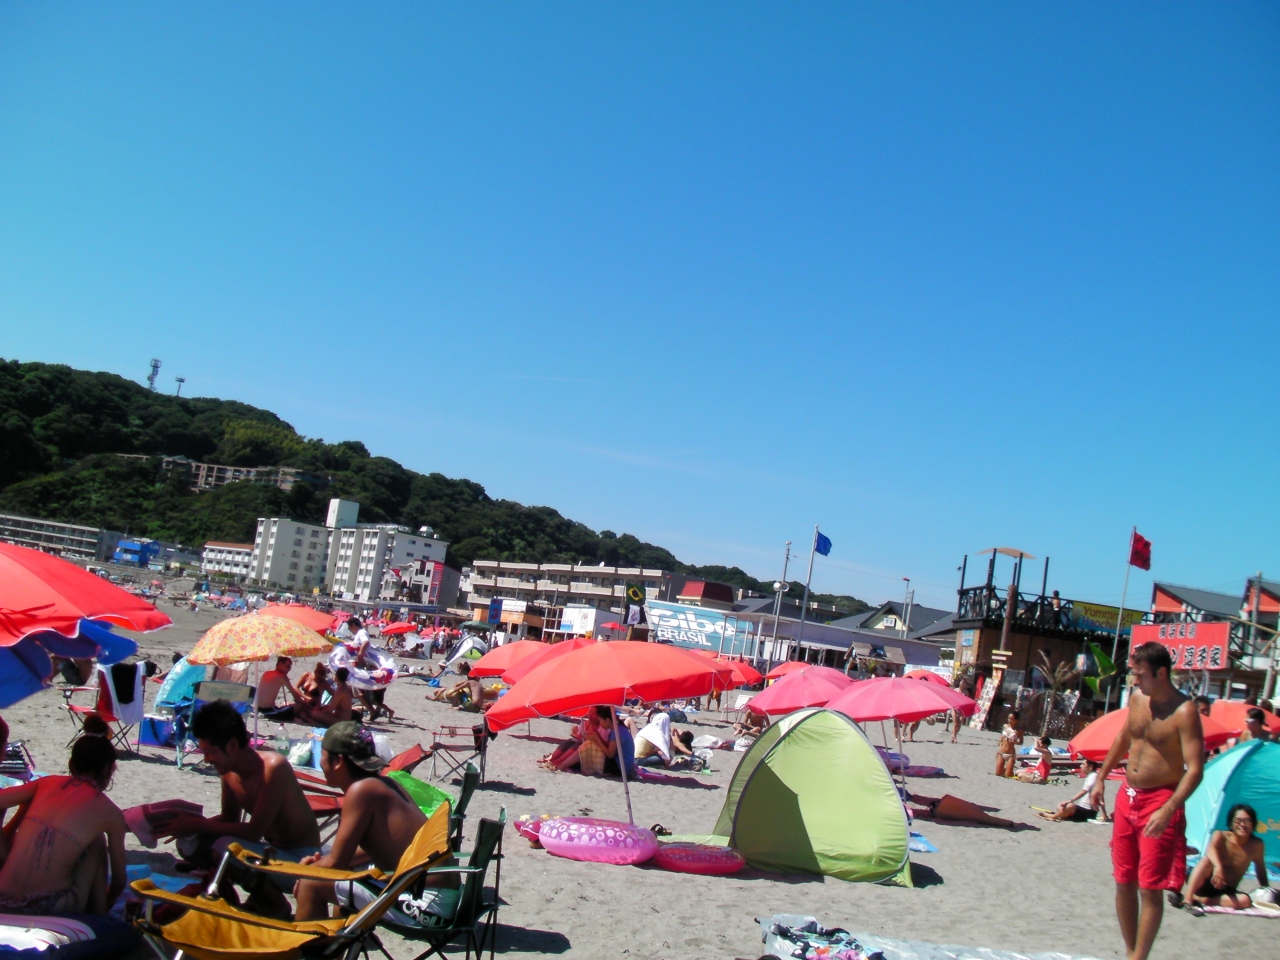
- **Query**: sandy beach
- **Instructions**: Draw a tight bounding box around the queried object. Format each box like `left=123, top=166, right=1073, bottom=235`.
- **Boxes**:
left=6, top=602, right=1271, bottom=960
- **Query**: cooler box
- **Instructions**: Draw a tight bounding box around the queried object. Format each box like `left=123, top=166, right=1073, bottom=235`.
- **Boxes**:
left=138, top=715, right=176, bottom=747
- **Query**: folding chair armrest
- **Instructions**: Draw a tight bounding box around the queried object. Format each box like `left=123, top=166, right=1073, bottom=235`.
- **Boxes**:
left=226, top=843, right=387, bottom=883
left=424, top=865, right=483, bottom=877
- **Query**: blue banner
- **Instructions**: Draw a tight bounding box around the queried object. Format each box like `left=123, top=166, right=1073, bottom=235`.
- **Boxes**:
left=644, top=600, right=755, bottom=656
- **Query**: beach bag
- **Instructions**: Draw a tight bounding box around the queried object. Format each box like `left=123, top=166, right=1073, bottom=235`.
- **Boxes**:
left=578, top=739, right=606, bottom=775
left=386, top=772, right=453, bottom=819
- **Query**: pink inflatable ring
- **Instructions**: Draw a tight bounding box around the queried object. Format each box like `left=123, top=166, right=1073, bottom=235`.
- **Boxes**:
left=652, top=842, right=746, bottom=875
left=538, top=817, right=657, bottom=866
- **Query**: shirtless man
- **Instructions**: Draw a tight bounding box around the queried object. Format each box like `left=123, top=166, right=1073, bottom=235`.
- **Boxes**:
left=293, top=722, right=456, bottom=923
left=0, top=736, right=126, bottom=915
left=257, top=656, right=304, bottom=722
left=158, top=700, right=320, bottom=913
left=1091, top=642, right=1204, bottom=960
left=307, top=667, right=356, bottom=727
left=432, top=662, right=487, bottom=710
left=1177, top=803, right=1269, bottom=913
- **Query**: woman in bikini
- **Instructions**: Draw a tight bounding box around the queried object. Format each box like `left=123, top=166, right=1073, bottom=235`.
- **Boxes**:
left=995, top=710, right=1023, bottom=778
left=0, top=735, right=127, bottom=915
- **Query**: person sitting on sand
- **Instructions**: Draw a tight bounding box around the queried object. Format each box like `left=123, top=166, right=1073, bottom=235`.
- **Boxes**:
left=0, top=735, right=126, bottom=915
left=907, top=793, right=1032, bottom=830
left=1238, top=707, right=1273, bottom=744
left=1173, top=803, right=1269, bottom=913
left=293, top=722, right=457, bottom=924
left=1017, top=736, right=1055, bottom=783
left=294, top=663, right=334, bottom=723
left=431, top=662, right=493, bottom=711
left=157, top=700, right=320, bottom=905
left=257, top=656, right=304, bottom=723
left=306, top=667, right=357, bottom=728
left=1039, top=759, right=1106, bottom=822
left=541, top=711, right=602, bottom=772
left=732, top=709, right=767, bottom=740
left=995, top=710, right=1023, bottom=778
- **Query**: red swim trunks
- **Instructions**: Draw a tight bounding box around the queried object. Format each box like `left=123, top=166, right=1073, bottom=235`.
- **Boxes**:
left=1111, top=782, right=1186, bottom=890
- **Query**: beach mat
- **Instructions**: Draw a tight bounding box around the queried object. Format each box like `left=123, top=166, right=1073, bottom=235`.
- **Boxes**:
left=853, top=930, right=1106, bottom=960
left=1199, top=905, right=1280, bottom=918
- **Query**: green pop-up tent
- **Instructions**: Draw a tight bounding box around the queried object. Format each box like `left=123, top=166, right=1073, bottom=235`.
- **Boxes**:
left=1185, top=739, right=1280, bottom=865
left=679, top=707, right=910, bottom=884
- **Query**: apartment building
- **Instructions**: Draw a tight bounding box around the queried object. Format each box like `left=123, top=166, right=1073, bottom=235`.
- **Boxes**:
left=0, top=512, right=124, bottom=562
left=202, top=542, right=255, bottom=580
left=327, top=525, right=448, bottom=602
left=116, top=454, right=330, bottom=493
left=250, top=518, right=333, bottom=591
left=465, top=560, right=666, bottom=619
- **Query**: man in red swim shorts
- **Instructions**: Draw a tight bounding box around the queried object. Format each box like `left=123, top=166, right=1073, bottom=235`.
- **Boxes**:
left=1091, top=643, right=1203, bottom=960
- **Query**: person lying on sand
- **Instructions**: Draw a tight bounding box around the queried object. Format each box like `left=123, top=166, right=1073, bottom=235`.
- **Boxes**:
left=0, top=735, right=126, bottom=916
left=908, top=793, right=1035, bottom=830
left=1039, top=759, right=1107, bottom=821
left=1171, top=802, right=1269, bottom=913
left=293, top=722, right=458, bottom=923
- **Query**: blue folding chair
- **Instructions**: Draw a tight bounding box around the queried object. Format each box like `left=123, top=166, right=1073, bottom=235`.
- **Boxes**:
left=173, top=680, right=255, bottom=769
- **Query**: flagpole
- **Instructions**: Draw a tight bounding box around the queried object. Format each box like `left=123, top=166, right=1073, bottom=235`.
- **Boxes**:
left=793, top=525, right=818, bottom=664
left=1105, top=527, right=1135, bottom=713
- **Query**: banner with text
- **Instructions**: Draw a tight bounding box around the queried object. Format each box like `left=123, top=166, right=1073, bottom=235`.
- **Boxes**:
left=644, top=600, right=754, bottom=656
left=1070, top=601, right=1145, bottom=636
left=1130, top=622, right=1231, bottom=671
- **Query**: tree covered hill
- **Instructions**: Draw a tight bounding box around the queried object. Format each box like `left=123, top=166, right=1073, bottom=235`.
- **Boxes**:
left=0, top=359, right=868, bottom=614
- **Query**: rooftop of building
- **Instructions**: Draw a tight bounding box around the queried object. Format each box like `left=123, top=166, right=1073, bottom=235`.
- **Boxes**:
left=1153, top=582, right=1241, bottom=619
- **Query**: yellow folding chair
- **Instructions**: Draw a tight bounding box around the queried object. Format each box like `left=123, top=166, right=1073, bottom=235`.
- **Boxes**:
left=132, top=803, right=452, bottom=960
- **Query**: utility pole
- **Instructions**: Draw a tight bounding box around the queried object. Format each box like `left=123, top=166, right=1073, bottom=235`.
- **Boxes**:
left=174, top=377, right=186, bottom=396
left=901, top=577, right=912, bottom=639
left=794, top=526, right=820, bottom=666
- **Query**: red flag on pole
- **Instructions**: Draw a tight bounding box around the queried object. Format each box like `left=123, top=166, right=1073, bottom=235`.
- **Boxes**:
left=1129, top=530, right=1152, bottom=570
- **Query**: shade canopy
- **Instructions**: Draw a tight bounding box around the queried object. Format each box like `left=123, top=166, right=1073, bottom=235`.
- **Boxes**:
left=187, top=616, right=332, bottom=666
left=460, top=620, right=494, bottom=631
left=0, top=542, right=172, bottom=646
left=485, top=641, right=730, bottom=732
left=257, top=604, right=334, bottom=633
left=827, top=677, right=977, bottom=724
left=500, top=636, right=595, bottom=685
left=1208, top=699, right=1280, bottom=737
left=746, top=667, right=851, bottom=715
left=470, top=639, right=548, bottom=678
left=1186, top=741, right=1280, bottom=865
left=1068, top=707, right=1233, bottom=761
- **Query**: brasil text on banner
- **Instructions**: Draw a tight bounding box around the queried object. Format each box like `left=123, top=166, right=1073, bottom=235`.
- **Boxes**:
left=644, top=600, right=754, bottom=656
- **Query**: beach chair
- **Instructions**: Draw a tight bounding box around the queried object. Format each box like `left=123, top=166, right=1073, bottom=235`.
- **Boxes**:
left=429, top=724, right=488, bottom=783
left=131, top=804, right=453, bottom=960
left=397, top=808, right=507, bottom=960
left=62, top=663, right=144, bottom=755
left=173, top=680, right=255, bottom=769
left=297, top=744, right=436, bottom=840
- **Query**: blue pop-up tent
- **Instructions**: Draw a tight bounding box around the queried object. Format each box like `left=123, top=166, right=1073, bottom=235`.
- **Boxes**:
left=1185, top=739, right=1280, bottom=865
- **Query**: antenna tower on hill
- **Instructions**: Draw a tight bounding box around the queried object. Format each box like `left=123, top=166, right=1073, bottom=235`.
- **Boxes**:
left=147, top=358, right=162, bottom=391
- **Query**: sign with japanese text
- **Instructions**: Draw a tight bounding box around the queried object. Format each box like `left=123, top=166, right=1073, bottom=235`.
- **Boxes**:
left=1130, top=622, right=1231, bottom=671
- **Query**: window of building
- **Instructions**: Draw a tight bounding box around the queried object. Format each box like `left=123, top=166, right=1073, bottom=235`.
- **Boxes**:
left=289, top=562, right=299, bottom=570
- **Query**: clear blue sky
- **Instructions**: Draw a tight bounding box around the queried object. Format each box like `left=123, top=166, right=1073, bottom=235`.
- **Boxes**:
left=2, top=5, right=1277, bottom=611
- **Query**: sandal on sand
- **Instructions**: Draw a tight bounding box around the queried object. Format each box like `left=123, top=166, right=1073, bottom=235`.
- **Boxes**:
left=650, top=823, right=671, bottom=837
left=1186, top=904, right=1205, bottom=917
left=1167, top=891, right=1184, bottom=908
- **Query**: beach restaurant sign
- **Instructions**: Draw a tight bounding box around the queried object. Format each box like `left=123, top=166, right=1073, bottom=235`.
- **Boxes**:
left=1130, top=622, right=1231, bottom=671
left=645, top=600, right=754, bottom=656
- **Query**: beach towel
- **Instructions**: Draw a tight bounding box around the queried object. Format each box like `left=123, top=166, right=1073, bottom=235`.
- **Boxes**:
left=909, top=832, right=938, bottom=853
left=102, top=662, right=144, bottom=725
left=1199, top=905, right=1280, bottom=918
left=902, top=765, right=946, bottom=777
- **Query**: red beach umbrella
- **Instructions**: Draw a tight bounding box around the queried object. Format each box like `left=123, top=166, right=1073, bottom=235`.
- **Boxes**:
left=501, top=636, right=596, bottom=685
left=0, top=542, right=172, bottom=645
left=599, top=621, right=625, bottom=631
left=258, top=603, right=335, bottom=633
left=470, top=639, right=548, bottom=678
left=746, top=667, right=850, bottom=715
left=764, top=660, right=811, bottom=681
left=827, top=676, right=977, bottom=725
left=379, top=622, right=420, bottom=636
left=1208, top=700, right=1280, bottom=737
left=1069, top=707, right=1233, bottom=762
left=486, top=641, right=729, bottom=731
left=691, top=650, right=764, bottom=686
left=904, top=669, right=952, bottom=688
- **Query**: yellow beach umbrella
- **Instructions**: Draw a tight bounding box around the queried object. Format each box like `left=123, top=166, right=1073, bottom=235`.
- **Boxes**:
left=187, top=615, right=332, bottom=666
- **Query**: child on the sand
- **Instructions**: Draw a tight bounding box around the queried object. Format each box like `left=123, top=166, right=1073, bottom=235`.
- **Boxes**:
left=1017, top=736, right=1054, bottom=783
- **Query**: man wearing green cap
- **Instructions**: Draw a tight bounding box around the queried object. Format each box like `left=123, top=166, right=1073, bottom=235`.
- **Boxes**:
left=293, top=722, right=458, bottom=924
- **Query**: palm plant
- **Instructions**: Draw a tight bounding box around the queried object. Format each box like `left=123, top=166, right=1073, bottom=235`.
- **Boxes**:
left=1036, top=650, right=1080, bottom=736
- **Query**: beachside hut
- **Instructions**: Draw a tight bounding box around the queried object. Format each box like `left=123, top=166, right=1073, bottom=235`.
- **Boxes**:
left=1185, top=739, right=1280, bottom=864
left=691, top=707, right=910, bottom=884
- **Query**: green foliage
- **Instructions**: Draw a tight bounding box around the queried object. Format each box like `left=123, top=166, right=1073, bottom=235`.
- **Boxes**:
left=1083, top=640, right=1120, bottom=699
left=0, top=358, right=870, bottom=609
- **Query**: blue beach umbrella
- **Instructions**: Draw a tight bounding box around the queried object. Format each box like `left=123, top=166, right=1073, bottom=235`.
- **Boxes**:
left=0, top=619, right=139, bottom=708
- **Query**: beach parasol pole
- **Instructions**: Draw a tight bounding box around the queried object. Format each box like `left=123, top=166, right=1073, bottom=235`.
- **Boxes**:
left=610, top=708, right=636, bottom=825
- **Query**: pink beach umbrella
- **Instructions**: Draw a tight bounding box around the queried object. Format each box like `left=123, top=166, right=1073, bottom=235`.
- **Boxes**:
left=746, top=666, right=853, bottom=715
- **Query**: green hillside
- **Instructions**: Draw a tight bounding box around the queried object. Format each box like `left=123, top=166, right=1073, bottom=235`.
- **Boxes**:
left=0, top=359, right=868, bottom=614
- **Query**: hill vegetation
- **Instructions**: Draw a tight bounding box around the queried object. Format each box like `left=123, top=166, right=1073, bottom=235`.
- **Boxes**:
left=0, top=359, right=868, bottom=614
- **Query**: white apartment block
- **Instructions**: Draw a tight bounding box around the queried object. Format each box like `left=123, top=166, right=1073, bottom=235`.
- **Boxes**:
left=466, top=561, right=666, bottom=616
left=0, top=512, right=123, bottom=562
left=250, top=518, right=332, bottom=591
left=201, top=542, right=254, bottom=580
left=327, top=525, right=448, bottom=602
